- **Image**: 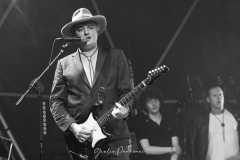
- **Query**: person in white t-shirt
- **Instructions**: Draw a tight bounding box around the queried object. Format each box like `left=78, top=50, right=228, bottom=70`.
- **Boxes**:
left=190, top=85, right=240, bottom=160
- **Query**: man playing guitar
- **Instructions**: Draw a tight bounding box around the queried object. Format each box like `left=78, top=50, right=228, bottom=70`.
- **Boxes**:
left=49, top=8, right=131, bottom=160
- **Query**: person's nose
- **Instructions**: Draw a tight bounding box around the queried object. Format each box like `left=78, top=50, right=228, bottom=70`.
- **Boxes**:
left=218, top=95, right=223, bottom=100
left=84, top=27, right=89, bottom=35
left=152, top=101, right=156, bottom=106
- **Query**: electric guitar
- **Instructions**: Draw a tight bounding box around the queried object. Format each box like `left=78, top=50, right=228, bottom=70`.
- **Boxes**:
left=64, top=65, right=169, bottom=160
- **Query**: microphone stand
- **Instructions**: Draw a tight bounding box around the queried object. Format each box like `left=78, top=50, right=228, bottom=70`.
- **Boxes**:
left=15, top=42, right=72, bottom=160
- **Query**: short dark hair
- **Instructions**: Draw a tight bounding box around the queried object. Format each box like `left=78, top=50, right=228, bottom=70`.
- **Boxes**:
left=138, top=86, right=164, bottom=110
left=206, top=84, right=224, bottom=96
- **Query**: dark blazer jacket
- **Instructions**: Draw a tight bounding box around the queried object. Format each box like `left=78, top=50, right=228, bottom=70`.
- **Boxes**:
left=49, top=46, right=132, bottom=140
left=189, top=106, right=240, bottom=160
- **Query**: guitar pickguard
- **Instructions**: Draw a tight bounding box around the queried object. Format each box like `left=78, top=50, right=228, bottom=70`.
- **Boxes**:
left=83, top=113, right=107, bottom=147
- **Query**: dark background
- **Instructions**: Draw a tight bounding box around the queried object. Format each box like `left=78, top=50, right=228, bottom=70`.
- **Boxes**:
left=1, top=0, right=240, bottom=159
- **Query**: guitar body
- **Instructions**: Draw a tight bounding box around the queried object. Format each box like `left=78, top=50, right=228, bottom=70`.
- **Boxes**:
left=64, top=103, right=111, bottom=160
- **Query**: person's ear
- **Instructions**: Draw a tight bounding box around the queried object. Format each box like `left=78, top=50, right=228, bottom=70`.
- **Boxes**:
left=206, top=97, right=210, bottom=103
left=96, top=25, right=100, bottom=33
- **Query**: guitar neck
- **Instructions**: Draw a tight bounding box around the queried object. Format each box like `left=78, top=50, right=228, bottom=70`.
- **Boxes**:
left=97, top=78, right=149, bottom=127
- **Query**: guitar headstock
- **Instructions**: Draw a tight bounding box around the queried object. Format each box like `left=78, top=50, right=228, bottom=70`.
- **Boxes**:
left=146, top=65, right=169, bottom=85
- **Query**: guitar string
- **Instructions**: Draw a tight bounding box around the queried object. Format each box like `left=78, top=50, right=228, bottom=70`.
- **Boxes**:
left=98, top=109, right=112, bottom=126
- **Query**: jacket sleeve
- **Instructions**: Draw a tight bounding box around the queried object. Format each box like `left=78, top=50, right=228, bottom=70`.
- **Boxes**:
left=49, top=60, right=75, bottom=132
left=116, top=50, right=132, bottom=101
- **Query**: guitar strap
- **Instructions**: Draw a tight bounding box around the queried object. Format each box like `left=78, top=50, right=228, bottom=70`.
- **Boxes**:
left=97, top=47, right=110, bottom=103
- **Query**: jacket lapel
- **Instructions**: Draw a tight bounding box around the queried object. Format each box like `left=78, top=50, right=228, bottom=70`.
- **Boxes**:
left=92, top=47, right=107, bottom=88
left=72, top=50, right=91, bottom=89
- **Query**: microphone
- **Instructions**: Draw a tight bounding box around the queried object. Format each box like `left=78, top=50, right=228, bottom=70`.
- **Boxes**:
left=56, top=37, right=85, bottom=42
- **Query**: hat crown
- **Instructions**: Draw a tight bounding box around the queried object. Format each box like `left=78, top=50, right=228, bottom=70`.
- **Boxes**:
left=72, top=8, right=93, bottom=22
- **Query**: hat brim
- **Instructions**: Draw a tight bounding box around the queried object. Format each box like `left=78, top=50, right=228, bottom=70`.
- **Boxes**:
left=61, top=15, right=107, bottom=37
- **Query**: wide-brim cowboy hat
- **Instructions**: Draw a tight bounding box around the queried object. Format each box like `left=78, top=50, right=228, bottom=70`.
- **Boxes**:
left=61, top=8, right=107, bottom=37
